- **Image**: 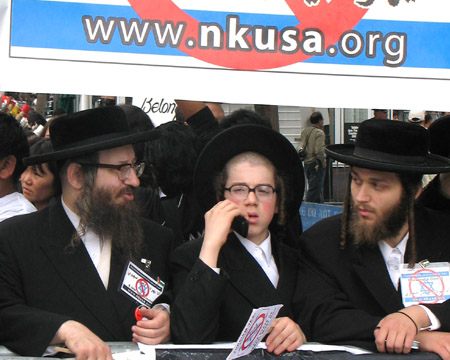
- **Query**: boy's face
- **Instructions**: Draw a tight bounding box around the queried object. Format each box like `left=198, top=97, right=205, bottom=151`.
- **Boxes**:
left=224, top=160, right=278, bottom=245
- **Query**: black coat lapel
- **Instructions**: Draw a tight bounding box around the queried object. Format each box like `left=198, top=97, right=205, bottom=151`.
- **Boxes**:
left=39, top=201, right=127, bottom=339
left=220, top=234, right=284, bottom=311
left=350, top=245, right=402, bottom=314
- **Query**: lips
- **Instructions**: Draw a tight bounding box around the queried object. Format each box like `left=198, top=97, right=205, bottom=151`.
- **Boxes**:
left=22, top=187, right=32, bottom=195
left=247, top=212, right=259, bottom=224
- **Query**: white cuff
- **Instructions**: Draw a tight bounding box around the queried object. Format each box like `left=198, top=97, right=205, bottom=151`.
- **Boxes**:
left=418, top=305, right=441, bottom=331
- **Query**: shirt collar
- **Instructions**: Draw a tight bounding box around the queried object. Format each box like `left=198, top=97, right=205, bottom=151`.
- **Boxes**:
left=235, top=231, right=273, bottom=265
left=378, top=232, right=409, bottom=261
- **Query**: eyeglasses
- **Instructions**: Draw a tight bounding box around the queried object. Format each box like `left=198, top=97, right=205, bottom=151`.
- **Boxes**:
left=224, top=184, right=277, bottom=202
left=78, top=162, right=145, bottom=181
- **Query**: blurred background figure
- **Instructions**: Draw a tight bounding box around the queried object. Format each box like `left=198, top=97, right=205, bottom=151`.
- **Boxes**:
left=20, top=139, right=60, bottom=210
left=300, top=111, right=326, bottom=203
left=145, top=121, right=203, bottom=246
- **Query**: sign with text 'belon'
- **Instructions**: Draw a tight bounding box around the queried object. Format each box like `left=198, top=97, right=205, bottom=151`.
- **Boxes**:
left=2, top=0, right=450, bottom=109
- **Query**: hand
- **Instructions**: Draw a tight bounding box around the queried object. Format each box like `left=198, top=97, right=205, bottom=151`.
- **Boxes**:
left=199, top=199, right=244, bottom=268
left=416, top=331, right=450, bottom=360
left=52, top=320, right=112, bottom=360
left=265, top=317, right=306, bottom=355
left=374, top=307, right=424, bottom=354
left=132, top=308, right=170, bottom=344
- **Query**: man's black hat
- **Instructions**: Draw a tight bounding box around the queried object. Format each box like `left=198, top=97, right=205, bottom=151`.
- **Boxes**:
left=326, top=119, right=450, bottom=174
left=194, top=124, right=304, bottom=222
left=23, top=106, right=160, bottom=166
left=429, top=115, right=450, bottom=158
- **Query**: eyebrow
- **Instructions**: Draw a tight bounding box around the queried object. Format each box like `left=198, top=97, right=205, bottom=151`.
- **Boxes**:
left=351, top=170, right=388, bottom=183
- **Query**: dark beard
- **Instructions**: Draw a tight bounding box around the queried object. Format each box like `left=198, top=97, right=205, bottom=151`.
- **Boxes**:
left=72, top=183, right=144, bottom=261
left=350, top=190, right=409, bottom=247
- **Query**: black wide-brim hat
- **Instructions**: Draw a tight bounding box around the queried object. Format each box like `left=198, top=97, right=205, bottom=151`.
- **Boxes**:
left=194, top=124, right=304, bottom=222
left=23, top=106, right=160, bottom=166
left=326, top=119, right=450, bottom=174
left=429, top=115, right=450, bottom=158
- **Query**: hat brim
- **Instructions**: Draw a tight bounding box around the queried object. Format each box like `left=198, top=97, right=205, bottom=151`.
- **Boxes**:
left=23, top=129, right=160, bottom=166
left=326, top=144, right=450, bottom=174
left=194, top=124, right=304, bottom=222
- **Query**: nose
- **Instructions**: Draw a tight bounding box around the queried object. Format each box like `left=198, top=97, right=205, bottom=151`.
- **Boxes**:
left=124, top=167, right=140, bottom=188
left=21, top=167, right=32, bottom=185
left=244, top=189, right=258, bottom=205
left=353, top=183, right=370, bottom=203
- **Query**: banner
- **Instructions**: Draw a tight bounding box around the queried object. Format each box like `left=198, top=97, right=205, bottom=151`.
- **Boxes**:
left=2, top=0, right=450, bottom=110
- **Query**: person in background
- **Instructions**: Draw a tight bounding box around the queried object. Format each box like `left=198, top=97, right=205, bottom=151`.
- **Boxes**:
left=417, top=115, right=450, bottom=211
left=295, top=119, right=450, bottom=359
left=371, top=109, right=388, bottom=120
left=0, top=113, right=36, bottom=221
left=170, top=124, right=306, bottom=354
left=21, top=139, right=60, bottom=210
left=300, top=111, right=326, bottom=203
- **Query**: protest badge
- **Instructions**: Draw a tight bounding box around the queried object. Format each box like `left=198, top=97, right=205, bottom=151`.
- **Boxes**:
left=400, top=262, right=450, bottom=306
left=227, top=304, right=283, bottom=360
left=119, top=261, right=165, bottom=308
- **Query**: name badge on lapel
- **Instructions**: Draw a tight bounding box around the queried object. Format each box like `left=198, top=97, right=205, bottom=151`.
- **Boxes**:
left=119, top=260, right=165, bottom=308
left=400, top=261, right=450, bottom=306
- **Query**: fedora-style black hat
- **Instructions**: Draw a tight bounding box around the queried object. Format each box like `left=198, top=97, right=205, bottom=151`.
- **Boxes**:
left=326, top=119, right=450, bottom=174
left=23, top=106, right=160, bottom=166
left=194, top=124, right=304, bottom=222
left=429, top=115, right=450, bottom=158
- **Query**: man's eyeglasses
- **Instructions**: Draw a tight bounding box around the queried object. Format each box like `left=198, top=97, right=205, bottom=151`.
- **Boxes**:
left=78, top=162, right=145, bottom=181
left=224, top=184, right=277, bottom=202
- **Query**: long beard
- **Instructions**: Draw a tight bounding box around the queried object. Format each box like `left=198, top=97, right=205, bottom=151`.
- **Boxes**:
left=350, top=191, right=409, bottom=247
left=72, top=183, right=144, bottom=261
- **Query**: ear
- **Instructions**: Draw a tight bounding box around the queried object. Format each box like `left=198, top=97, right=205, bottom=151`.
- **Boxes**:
left=0, top=156, right=16, bottom=180
left=66, top=162, right=84, bottom=190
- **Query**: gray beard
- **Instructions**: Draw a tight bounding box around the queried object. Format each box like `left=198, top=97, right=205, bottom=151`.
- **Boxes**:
left=72, top=183, right=144, bottom=261
left=349, top=191, right=409, bottom=247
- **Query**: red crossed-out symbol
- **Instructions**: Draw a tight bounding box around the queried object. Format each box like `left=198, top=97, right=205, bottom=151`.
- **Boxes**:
left=135, top=278, right=150, bottom=298
left=409, top=268, right=445, bottom=305
left=128, top=0, right=368, bottom=70
left=242, top=313, right=266, bottom=350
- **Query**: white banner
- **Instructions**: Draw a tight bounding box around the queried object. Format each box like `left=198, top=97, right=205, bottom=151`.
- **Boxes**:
left=2, top=0, right=450, bottom=110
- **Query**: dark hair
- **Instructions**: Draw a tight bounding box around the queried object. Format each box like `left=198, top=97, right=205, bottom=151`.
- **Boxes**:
left=27, top=110, right=46, bottom=127
left=146, top=121, right=201, bottom=196
left=220, top=109, right=272, bottom=130
left=0, top=113, right=30, bottom=182
left=309, top=111, right=324, bottom=125
left=28, top=138, right=62, bottom=196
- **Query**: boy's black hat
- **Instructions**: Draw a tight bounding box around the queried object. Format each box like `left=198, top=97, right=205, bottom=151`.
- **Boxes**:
left=194, top=124, right=304, bottom=222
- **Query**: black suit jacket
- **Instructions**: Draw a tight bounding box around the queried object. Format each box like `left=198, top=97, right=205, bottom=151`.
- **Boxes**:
left=0, top=200, right=174, bottom=356
left=295, top=207, right=450, bottom=351
left=170, top=233, right=298, bottom=343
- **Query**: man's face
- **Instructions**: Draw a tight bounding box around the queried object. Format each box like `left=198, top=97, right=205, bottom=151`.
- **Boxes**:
left=73, top=144, right=143, bottom=259
left=94, top=144, right=140, bottom=205
left=349, top=167, right=408, bottom=245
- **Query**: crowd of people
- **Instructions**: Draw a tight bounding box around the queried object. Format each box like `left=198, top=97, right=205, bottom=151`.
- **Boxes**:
left=1, top=98, right=450, bottom=360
